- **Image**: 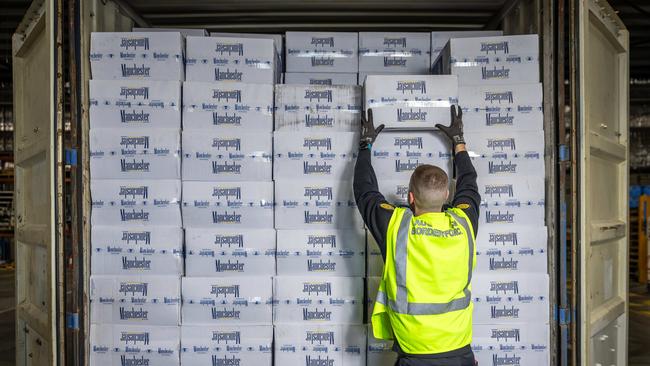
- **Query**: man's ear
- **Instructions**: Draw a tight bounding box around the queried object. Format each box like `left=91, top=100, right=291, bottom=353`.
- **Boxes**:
left=446, top=189, right=450, bottom=200
left=408, top=191, right=415, bottom=205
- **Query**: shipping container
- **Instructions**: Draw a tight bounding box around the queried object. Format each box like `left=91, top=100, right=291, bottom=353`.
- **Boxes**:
left=11, top=0, right=629, bottom=365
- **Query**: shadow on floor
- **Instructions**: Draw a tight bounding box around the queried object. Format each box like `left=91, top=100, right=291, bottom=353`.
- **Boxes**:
left=630, top=283, right=650, bottom=366
left=0, top=267, right=14, bottom=366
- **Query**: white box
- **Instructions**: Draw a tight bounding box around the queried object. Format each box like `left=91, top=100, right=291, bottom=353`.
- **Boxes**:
left=371, top=131, right=451, bottom=180
left=476, top=225, right=547, bottom=251
left=358, top=71, right=410, bottom=86
left=434, top=35, right=540, bottom=85
left=465, top=131, right=544, bottom=157
left=90, top=32, right=184, bottom=81
left=366, top=276, right=381, bottom=317
left=430, top=31, right=503, bottom=65
left=273, top=276, right=364, bottom=324
left=181, top=325, right=273, bottom=366
left=473, top=323, right=549, bottom=346
left=472, top=273, right=549, bottom=324
left=276, top=229, right=365, bottom=276
left=275, top=181, right=363, bottom=229
left=286, top=32, right=359, bottom=73
left=185, top=36, right=278, bottom=84
left=377, top=180, right=410, bottom=206
left=470, top=153, right=545, bottom=178
left=91, top=179, right=181, bottom=226
left=284, top=72, right=358, bottom=86
left=182, top=81, right=273, bottom=131
left=364, top=75, right=458, bottom=129
left=181, top=181, right=274, bottom=228
left=91, top=225, right=183, bottom=275
left=275, top=324, right=366, bottom=366
left=210, top=32, right=284, bottom=71
left=181, top=277, right=273, bottom=325
left=366, top=232, right=384, bottom=277
left=90, top=324, right=180, bottom=366
left=181, top=130, right=272, bottom=181
left=459, top=83, right=543, bottom=131
left=133, top=27, right=208, bottom=37
left=477, top=176, right=545, bottom=206
left=472, top=346, right=549, bottom=366
left=367, top=324, right=397, bottom=366
left=89, top=128, right=181, bottom=179
left=359, top=32, right=430, bottom=73
left=480, top=201, right=545, bottom=226
left=274, top=131, right=358, bottom=181
left=185, top=228, right=276, bottom=277
left=274, top=84, right=362, bottom=131
left=90, top=275, right=181, bottom=325
left=89, top=80, right=181, bottom=129
left=475, top=245, right=548, bottom=273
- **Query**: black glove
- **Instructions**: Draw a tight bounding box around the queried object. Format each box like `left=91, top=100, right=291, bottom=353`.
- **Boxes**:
left=359, top=109, right=385, bottom=150
left=436, top=105, right=465, bottom=148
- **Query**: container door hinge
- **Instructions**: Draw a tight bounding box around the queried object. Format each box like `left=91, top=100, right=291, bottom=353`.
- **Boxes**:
left=559, top=144, right=570, bottom=162
left=66, top=312, right=79, bottom=329
left=558, top=307, right=571, bottom=325
left=65, top=148, right=77, bottom=166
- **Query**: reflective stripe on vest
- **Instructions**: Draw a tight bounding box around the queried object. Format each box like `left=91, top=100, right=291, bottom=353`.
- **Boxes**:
left=375, top=209, right=475, bottom=315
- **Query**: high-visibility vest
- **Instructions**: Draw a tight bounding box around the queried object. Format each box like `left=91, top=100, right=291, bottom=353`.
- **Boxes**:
left=371, top=206, right=476, bottom=355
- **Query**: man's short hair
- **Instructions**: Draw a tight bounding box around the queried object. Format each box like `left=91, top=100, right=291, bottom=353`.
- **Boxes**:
left=409, top=165, right=449, bottom=211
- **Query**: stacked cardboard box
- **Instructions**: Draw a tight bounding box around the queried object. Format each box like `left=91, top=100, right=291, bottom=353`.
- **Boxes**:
left=434, top=34, right=549, bottom=365
left=181, top=35, right=278, bottom=366
left=285, top=32, right=359, bottom=86
left=88, top=31, right=184, bottom=365
left=273, top=81, right=366, bottom=366
left=357, top=32, right=430, bottom=85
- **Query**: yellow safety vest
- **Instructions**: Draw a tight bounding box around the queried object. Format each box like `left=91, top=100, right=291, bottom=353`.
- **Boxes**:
left=371, top=206, right=476, bottom=354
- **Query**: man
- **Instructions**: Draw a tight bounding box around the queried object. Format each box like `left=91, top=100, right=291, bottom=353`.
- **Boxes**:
left=353, top=106, right=480, bottom=366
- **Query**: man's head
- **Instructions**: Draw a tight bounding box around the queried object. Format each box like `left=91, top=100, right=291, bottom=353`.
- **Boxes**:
left=408, top=164, right=449, bottom=214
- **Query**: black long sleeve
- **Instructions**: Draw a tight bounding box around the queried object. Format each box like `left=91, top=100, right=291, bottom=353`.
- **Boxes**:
left=451, top=150, right=480, bottom=236
left=353, top=148, right=394, bottom=260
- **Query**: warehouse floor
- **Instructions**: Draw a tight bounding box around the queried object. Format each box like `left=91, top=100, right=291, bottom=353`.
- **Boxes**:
left=629, top=283, right=650, bottom=366
left=0, top=266, right=14, bottom=366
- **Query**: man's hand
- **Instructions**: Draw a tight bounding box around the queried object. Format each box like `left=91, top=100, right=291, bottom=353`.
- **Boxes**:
left=359, top=109, right=385, bottom=150
left=436, top=105, right=466, bottom=151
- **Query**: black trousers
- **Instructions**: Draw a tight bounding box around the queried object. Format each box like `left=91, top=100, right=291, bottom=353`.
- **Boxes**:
left=395, top=351, right=476, bottom=366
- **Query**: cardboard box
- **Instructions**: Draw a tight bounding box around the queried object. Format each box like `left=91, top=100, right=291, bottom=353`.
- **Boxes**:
left=434, top=35, right=540, bottom=85
left=475, top=245, right=548, bottom=274
left=181, top=181, right=274, bottom=228
left=90, top=179, right=181, bottom=226
left=472, top=273, right=549, bottom=324
left=90, top=324, right=180, bottom=366
left=89, top=128, right=181, bottom=179
left=464, top=131, right=545, bottom=157
left=274, top=324, right=367, bottom=366
left=90, top=275, right=181, bottom=325
left=210, top=32, right=284, bottom=70
left=181, top=130, right=272, bottom=181
left=358, top=32, right=430, bottom=73
left=181, top=277, right=273, bottom=325
left=371, top=131, right=451, bottom=180
left=133, top=27, right=208, bottom=37
left=91, top=225, right=183, bottom=275
left=367, top=324, right=397, bottom=366
left=89, top=80, right=181, bottom=129
left=285, top=32, right=358, bottom=73
left=180, top=325, right=273, bottom=366
left=476, top=225, right=548, bottom=251
left=273, top=276, right=364, bottom=324
left=430, top=31, right=503, bottom=66
left=364, top=75, right=458, bottom=129
left=185, top=36, right=278, bottom=84
left=90, top=32, right=184, bottom=81
left=377, top=180, right=410, bottom=206
left=470, top=154, right=545, bottom=178
left=358, top=71, right=410, bottom=86
left=472, top=322, right=549, bottom=346
left=182, top=81, right=273, bottom=131
left=366, top=232, right=384, bottom=277
left=274, top=84, right=362, bottom=131
left=477, top=176, right=545, bottom=206
left=185, top=228, right=276, bottom=277
left=274, top=131, right=358, bottom=181
left=366, top=276, right=381, bottom=317
left=472, top=345, right=549, bottom=366
left=480, top=201, right=545, bottom=226
left=276, top=229, right=365, bottom=276
left=274, top=181, right=363, bottom=229
left=284, top=72, right=358, bottom=86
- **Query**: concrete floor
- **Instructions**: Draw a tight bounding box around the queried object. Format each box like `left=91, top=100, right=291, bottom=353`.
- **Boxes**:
left=0, top=267, right=15, bottom=366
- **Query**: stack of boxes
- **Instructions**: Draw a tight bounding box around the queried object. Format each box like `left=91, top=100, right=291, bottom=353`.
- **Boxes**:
left=181, top=35, right=278, bottom=366
left=358, top=32, right=431, bottom=85
left=285, top=32, right=359, bottom=86
left=88, top=32, right=184, bottom=365
left=434, top=34, right=549, bottom=364
left=273, top=80, right=366, bottom=365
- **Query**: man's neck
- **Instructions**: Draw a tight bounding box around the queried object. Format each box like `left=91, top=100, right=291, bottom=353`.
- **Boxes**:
left=413, top=206, right=442, bottom=217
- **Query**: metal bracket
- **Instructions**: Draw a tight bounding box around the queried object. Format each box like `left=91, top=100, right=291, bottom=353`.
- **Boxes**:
left=66, top=312, right=79, bottom=330
left=65, top=148, right=77, bottom=166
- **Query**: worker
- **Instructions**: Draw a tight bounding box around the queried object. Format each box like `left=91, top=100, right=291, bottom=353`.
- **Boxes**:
left=354, top=106, right=480, bottom=366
